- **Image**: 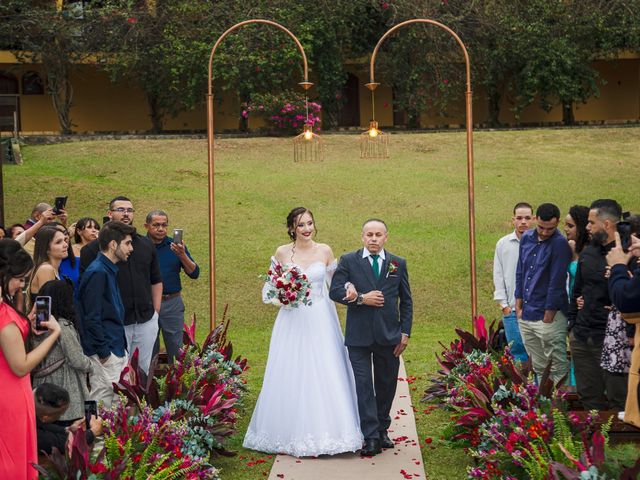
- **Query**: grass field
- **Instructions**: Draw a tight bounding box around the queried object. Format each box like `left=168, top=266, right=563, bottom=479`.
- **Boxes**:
left=4, top=127, right=640, bottom=479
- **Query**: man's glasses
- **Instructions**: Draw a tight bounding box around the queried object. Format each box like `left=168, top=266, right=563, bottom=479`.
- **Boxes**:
left=111, top=208, right=135, bottom=213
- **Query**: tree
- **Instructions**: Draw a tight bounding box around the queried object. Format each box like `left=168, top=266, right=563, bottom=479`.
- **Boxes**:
left=0, top=1, right=90, bottom=134
left=89, top=0, right=233, bottom=133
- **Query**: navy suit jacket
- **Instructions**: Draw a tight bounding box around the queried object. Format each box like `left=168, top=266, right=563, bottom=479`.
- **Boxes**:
left=329, top=249, right=413, bottom=347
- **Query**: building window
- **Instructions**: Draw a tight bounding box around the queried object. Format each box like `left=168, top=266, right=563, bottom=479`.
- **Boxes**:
left=0, top=72, right=19, bottom=95
left=22, top=71, right=45, bottom=95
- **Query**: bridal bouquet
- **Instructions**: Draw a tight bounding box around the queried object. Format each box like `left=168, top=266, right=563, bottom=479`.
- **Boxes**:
left=262, top=262, right=312, bottom=308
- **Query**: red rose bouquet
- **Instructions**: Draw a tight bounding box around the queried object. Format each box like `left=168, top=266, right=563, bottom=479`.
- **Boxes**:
left=262, top=262, right=312, bottom=308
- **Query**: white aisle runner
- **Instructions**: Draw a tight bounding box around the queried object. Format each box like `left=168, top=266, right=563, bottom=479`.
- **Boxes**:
left=268, top=357, right=427, bottom=480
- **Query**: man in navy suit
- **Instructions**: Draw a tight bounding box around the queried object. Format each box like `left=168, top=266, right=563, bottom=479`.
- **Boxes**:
left=329, top=218, right=413, bottom=456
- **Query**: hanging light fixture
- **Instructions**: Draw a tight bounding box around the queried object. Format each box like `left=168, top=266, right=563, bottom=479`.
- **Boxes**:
left=360, top=82, right=389, bottom=159
left=294, top=81, right=323, bottom=162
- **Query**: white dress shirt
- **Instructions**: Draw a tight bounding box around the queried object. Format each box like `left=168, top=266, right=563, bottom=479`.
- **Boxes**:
left=493, top=231, right=520, bottom=309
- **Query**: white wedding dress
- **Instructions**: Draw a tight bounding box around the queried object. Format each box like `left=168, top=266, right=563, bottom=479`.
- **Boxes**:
left=243, top=259, right=363, bottom=457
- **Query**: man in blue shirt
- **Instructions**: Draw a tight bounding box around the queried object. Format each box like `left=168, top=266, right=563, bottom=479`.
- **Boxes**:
left=515, top=203, right=572, bottom=384
left=77, top=221, right=135, bottom=408
left=144, top=210, right=199, bottom=363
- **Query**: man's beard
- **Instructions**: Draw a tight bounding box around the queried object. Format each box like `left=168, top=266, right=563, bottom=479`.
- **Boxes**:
left=590, top=230, right=608, bottom=246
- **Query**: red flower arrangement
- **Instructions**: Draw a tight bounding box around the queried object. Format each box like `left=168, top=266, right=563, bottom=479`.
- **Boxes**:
left=262, top=262, right=312, bottom=308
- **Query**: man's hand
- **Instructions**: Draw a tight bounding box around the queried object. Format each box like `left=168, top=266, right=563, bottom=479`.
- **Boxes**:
left=343, top=283, right=357, bottom=302
left=542, top=310, right=556, bottom=324
left=41, top=208, right=56, bottom=224
left=501, top=306, right=512, bottom=315
left=56, top=208, right=68, bottom=226
left=576, top=296, right=584, bottom=310
left=515, top=299, right=523, bottom=320
left=607, top=232, right=638, bottom=267
left=363, top=290, right=384, bottom=307
left=393, top=334, right=409, bottom=357
left=89, top=416, right=103, bottom=437
left=170, top=241, right=187, bottom=258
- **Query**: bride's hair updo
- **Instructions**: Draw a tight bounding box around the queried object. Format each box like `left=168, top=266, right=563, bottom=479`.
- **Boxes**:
left=286, top=207, right=316, bottom=241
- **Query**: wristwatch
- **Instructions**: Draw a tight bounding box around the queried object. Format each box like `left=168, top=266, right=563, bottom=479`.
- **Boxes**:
left=356, top=293, right=365, bottom=305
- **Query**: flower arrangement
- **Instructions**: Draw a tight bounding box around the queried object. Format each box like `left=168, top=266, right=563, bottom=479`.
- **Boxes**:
left=35, top=310, right=247, bottom=479
left=386, top=260, right=399, bottom=277
left=241, top=91, right=321, bottom=135
left=424, top=316, right=640, bottom=480
left=262, top=262, right=312, bottom=309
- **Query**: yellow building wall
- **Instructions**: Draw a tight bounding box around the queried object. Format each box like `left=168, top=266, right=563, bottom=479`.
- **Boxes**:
left=2, top=52, right=639, bottom=133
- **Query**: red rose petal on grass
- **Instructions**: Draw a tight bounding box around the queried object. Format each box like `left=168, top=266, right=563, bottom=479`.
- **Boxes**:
left=425, top=437, right=433, bottom=444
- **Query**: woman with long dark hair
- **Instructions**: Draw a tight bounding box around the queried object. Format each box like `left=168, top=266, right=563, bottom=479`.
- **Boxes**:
left=0, top=239, right=60, bottom=479
left=564, top=205, right=589, bottom=298
left=30, top=279, right=93, bottom=421
left=29, top=227, right=68, bottom=303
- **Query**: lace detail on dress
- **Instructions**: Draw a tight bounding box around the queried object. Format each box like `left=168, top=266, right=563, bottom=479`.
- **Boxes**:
left=243, top=429, right=362, bottom=457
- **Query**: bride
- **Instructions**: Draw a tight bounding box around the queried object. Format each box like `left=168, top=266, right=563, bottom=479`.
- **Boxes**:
left=243, top=207, right=363, bottom=457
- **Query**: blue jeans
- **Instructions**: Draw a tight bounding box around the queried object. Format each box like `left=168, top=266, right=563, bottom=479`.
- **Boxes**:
left=503, top=312, right=528, bottom=362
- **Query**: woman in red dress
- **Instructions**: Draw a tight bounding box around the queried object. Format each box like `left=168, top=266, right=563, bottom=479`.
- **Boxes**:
left=0, top=239, right=60, bottom=479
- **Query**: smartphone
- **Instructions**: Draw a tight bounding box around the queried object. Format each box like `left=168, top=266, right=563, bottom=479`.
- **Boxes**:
left=84, top=400, right=97, bottom=429
left=35, top=296, right=51, bottom=332
left=53, top=196, right=68, bottom=215
left=173, top=228, right=183, bottom=244
left=617, top=221, right=632, bottom=253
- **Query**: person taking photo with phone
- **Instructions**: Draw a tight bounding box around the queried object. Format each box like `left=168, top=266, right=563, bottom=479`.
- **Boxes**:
left=0, top=239, right=61, bottom=479
left=30, top=279, right=94, bottom=422
left=144, top=210, right=199, bottom=363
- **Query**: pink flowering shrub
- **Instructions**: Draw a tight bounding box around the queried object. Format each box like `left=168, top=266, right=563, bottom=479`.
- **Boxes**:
left=241, top=91, right=321, bottom=135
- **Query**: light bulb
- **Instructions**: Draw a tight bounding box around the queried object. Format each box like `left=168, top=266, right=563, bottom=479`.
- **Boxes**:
left=304, top=130, right=313, bottom=140
left=368, top=128, right=378, bottom=138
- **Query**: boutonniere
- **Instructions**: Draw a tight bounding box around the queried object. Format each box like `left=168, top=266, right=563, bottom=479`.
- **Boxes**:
left=386, top=260, right=399, bottom=278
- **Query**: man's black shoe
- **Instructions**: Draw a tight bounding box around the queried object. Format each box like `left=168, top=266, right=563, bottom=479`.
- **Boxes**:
left=360, top=438, right=382, bottom=456
left=380, top=432, right=394, bottom=449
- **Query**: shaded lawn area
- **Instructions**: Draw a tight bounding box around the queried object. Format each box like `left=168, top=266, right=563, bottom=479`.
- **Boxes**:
left=5, top=127, right=639, bottom=479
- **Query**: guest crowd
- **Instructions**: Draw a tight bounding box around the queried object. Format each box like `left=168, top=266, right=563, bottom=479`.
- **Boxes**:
left=1, top=196, right=640, bottom=478
left=0, top=196, right=199, bottom=479
left=493, top=200, right=640, bottom=413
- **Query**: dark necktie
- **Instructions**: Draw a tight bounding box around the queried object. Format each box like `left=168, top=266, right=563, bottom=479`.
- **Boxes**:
left=371, top=254, right=380, bottom=279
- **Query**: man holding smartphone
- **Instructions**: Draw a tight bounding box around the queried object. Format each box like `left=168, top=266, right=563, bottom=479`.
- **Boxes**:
left=144, top=210, right=199, bottom=363
left=77, top=221, right=135, bottom=408
left=80, top=196, right=162, bottom=375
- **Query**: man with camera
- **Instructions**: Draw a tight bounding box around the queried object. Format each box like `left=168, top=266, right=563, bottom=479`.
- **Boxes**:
left=568, top=199, right=630, bottom=410
left=144, top=210, right=199, bottom=363
left=80, top=196, right=162, bottom=376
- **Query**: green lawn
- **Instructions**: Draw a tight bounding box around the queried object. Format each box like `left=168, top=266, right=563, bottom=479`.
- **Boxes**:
left=5, top=127, right=640, bottom=479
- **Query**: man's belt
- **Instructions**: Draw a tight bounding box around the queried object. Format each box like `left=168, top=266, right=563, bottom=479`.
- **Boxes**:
left=161, top=292, right=181, bottom=301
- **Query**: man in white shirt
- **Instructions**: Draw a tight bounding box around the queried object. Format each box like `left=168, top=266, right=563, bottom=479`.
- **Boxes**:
left=493, top=202, right=534, bottom=362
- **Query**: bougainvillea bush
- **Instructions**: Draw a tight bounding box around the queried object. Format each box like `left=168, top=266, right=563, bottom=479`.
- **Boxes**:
left=424, top=316, right=640, bottom=480
left=241, top=91, right=321, bottom=135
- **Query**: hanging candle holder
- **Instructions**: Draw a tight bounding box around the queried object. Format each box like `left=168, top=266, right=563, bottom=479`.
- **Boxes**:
left=293, top=81, right=323, bottom=162
left=360, top=82, right=389, bottom=159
